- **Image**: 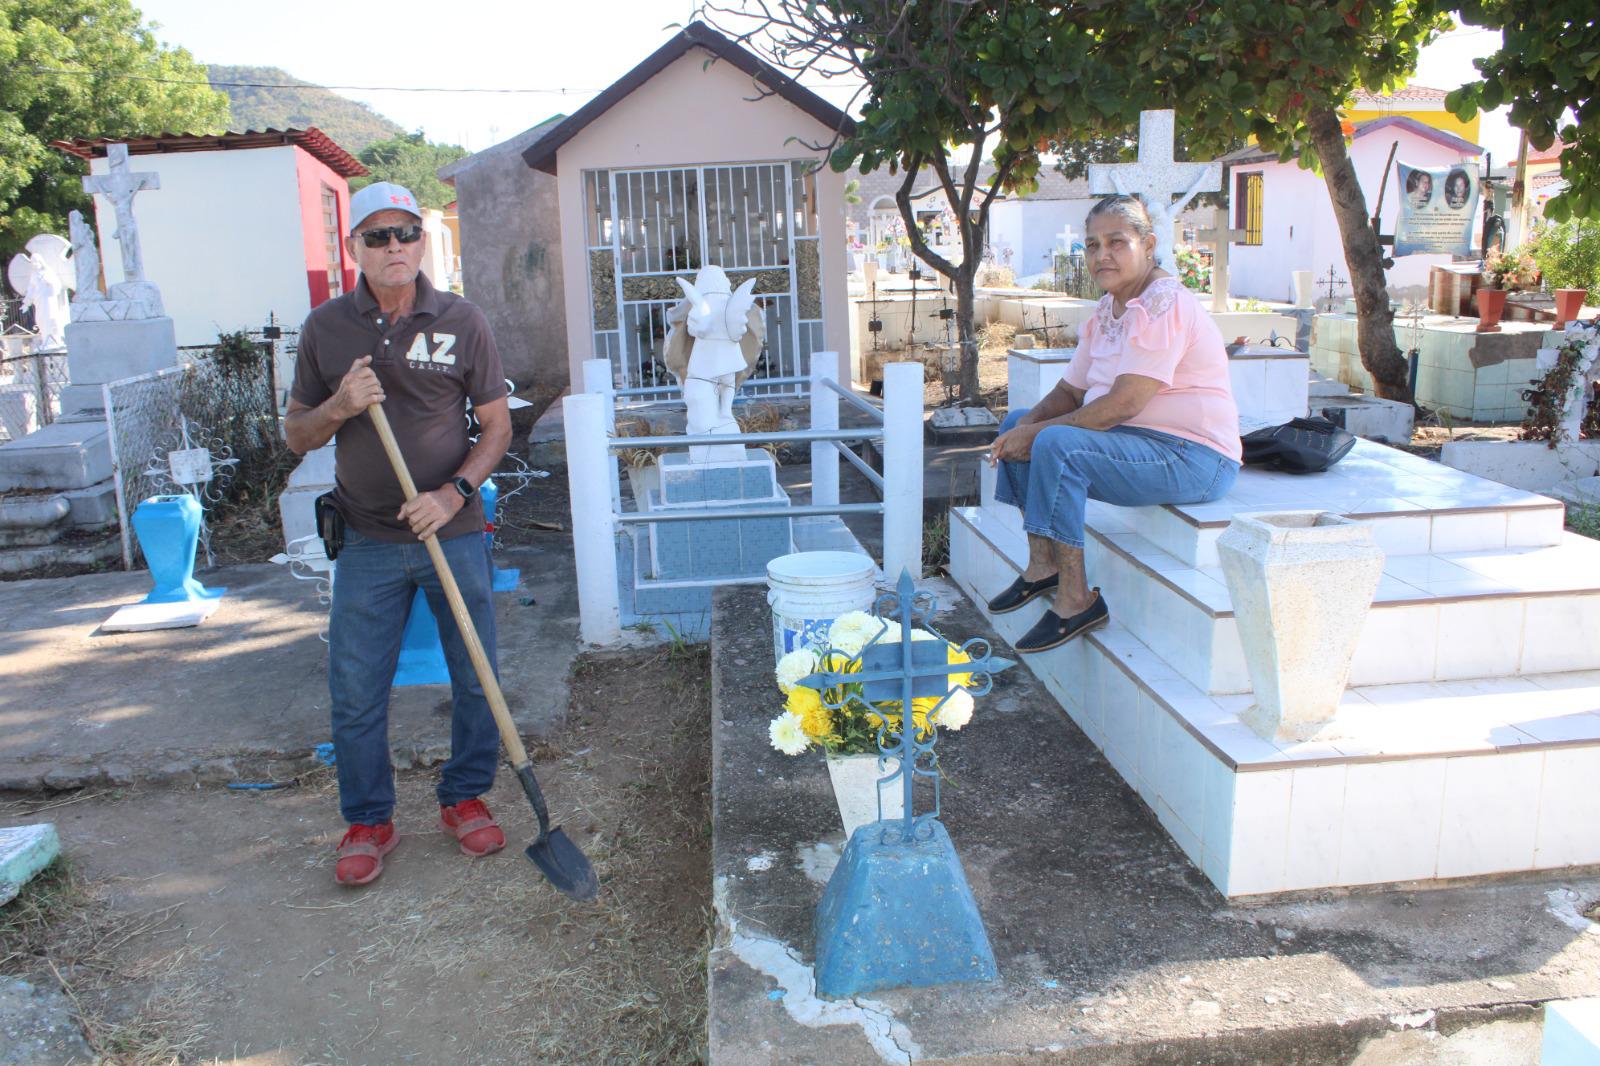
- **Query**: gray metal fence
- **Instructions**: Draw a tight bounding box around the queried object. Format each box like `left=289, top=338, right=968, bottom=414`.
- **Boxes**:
left=0, top=348, right=69, bottom=441
left=103, top=343, right=280, bottom=568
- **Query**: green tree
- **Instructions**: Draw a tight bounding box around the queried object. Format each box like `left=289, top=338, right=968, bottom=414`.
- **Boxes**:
left=0, top=0, right=229, bottom=259
left=1446, top=0, right=1599, bottom=223
left=701, top=1, right=1178, bottom=401
left=352, top=132, right=467, bottom=210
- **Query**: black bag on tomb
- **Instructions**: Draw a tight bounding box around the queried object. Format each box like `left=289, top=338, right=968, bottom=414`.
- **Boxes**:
left=1239, top=417, right=1356, bottom=475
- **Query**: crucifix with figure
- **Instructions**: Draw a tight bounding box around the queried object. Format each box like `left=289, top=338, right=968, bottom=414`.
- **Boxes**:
left=82, top=144, right=160, bottom=284
left=1088, top=110, right=1221, bottom=276
left=1197, top=211, right=1248, bottom=313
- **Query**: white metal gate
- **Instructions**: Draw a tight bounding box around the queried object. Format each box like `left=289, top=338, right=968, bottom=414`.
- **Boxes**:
left=582, top=161, right=823, bottom=390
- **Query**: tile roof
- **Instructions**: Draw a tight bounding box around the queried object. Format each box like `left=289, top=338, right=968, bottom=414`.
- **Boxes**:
left=52, top=128, right=367, bottom=177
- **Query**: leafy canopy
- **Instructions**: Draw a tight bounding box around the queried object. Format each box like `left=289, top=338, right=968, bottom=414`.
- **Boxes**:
left=352, top=131, right=467, bottom=210
left=0, top=0, right=230, bottom=259
left=1446, top=0, right=1600, bottom=222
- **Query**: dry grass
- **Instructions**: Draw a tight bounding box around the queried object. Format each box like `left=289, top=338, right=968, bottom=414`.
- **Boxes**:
left=0, top=859, right=211, bottom=1065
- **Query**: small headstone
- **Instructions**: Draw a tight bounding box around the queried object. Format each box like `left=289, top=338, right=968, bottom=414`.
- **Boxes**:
left=0, top=823, right=59, bottom=906
left=100, top=598, right=220, bottom=632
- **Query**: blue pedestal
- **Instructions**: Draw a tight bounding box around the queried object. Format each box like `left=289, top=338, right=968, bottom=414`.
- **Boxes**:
left=814, top=819, right=998, bottom=999
left=130, top=495, right=223, bottom=603
left=479, top=478, right=520, bottom=592
left=393, top=588, right=449, bottom=687
left=648, top=450, right=792, bottom=581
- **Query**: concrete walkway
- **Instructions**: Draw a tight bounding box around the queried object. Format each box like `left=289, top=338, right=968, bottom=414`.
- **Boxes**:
left=707, top=583, right=1600, bottom=1065
left=0, top=542, right=579, bottom=791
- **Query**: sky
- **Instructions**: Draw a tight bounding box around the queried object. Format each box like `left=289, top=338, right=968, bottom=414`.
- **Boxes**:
left=130, top=0, right=1522, bottom=163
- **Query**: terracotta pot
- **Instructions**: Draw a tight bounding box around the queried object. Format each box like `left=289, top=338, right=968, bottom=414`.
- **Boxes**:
left=1555, top=288, right=1589, bottom=327
left=1475, top=287, right=1507, bottom=332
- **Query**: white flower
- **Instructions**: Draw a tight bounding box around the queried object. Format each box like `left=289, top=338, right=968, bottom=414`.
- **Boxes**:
left=775, top=649, right=817, bottom=693
left=910, top=628, right=940, bottom=641
left=768, top=711, right=810, bottom=755
left=827, top=611, right=879, bottom=655
left=933, top=688, right=974, bottom=731
left=875, top=619, right=903, bottom=646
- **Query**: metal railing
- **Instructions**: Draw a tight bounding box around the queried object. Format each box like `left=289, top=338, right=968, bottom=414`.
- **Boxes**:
left=564, top=351, right=924, bottom=644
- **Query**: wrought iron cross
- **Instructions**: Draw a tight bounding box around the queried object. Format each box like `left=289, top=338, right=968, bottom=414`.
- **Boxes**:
left=800, top=569, right=1012, bottom=843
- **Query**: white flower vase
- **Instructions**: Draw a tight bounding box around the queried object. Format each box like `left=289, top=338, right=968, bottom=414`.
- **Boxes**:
left=824, top=753, right=904, bottom=838
left=1216, top=511, right=1385, bottom=743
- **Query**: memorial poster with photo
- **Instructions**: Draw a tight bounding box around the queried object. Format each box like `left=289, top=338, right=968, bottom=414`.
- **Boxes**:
left=1393, top=161, right=1479, bottom=256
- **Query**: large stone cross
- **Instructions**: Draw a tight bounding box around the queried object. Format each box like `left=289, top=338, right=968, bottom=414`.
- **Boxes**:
left=82, top=144, right=160, bottom=284
left=1197, top=212, right=1248, bottom=313
left=1088, top=110, right=1221, bottom=276
left=1055, top=223, right=1076, bottom=256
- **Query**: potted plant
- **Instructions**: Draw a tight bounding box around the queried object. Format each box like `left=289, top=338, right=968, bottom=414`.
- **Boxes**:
left=767, top=611, right=981, bottom=837
left=1478, top=249, right=1539, bottom=332
left=1533, top=218, right=1600, bottom=327
left=614, top=416, right=664, bottom=503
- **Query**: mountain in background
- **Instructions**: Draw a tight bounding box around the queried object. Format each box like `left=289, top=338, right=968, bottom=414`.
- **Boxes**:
left=206, top=65, right=404, bottom=154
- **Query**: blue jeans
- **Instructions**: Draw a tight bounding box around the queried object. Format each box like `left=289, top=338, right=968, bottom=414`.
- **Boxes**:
left=994, top=408, right=1239, bottom=547
left=328, top=527, right=501, bottom=825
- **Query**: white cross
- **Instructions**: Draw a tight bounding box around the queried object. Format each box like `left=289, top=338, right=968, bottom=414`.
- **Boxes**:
left=1088, top=110, right=1221, bottom=276
left=1055, top=223, right=1076, bottom=255
left=1196, top=212, right=1249, bottom=313
left=82, top=144, right=160, bottom=284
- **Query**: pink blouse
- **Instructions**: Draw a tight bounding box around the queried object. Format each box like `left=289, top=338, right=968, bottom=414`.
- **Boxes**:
left=1064, top=278, right=1242, bottom=463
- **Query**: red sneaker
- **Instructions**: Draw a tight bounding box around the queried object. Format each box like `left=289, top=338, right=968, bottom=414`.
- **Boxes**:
left=334, top=821, right=398, bottom=886
left=439, top=798, right=506, bottom=857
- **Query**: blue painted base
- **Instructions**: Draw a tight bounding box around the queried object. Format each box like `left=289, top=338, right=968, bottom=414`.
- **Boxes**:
left=393, top=588, right=450, bottom=687
left=492, top=566, right=520, bottom=592
left=814, top=819, right=998, bottom=999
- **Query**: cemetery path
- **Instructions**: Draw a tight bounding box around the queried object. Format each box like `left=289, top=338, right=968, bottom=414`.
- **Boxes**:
left=1, top=643, right=713, bottom=1065
left=0, top=544, right=578, bottom=792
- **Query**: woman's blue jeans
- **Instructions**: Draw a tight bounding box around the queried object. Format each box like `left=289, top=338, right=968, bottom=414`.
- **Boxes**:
left=328, top=527, right=500, bottom=826
left=994, top=408, right=1239, bottom=547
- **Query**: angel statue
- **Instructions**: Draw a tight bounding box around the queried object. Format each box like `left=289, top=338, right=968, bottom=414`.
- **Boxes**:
left=663, top=265, right=764, bottom=463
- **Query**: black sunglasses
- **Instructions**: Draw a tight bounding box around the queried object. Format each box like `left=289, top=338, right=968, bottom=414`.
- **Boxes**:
left=356, top=224, right=423, bottom=248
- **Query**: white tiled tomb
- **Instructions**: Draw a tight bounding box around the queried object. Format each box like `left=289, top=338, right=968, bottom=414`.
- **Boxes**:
left=952, top=437, right=1600, bottom=897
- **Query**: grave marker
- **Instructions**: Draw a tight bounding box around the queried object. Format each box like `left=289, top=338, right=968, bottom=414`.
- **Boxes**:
left=1088, top=110, right=1221, bottom=275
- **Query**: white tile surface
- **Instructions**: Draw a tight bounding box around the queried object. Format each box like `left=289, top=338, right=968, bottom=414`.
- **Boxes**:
left=1436, top=598, right=1524, bottom=680
left=1535, top=746, right=1600, bottom=867
left=1349, top=605, right=1440, bottom=687
left=1368, top=516, right=1432, bottom=557
left=1199, top=758, right=1236, bottom=890
left=1338, top=760, right=1447, bottom=885
left=1436, top=752, right=1543, bottom=877
left=1505, top=506, right=1564, bottom=548
left=1521, top=596, right=1600, bottom=674
left=1155, top=708, right=1208, bottom=834
left=1226, top=770, right=1292, bottom=895
left=1282, top=765, right=1348, bottom=891
left=1431, top=511, right=1508, bottom=553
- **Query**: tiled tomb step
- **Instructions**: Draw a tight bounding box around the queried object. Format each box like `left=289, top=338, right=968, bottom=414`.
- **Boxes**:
left=1109, top=438, right=1566, bottom=569
left=948, top=539, right=1600, bottom=896
left=954, top=505, right=1600, bottom=694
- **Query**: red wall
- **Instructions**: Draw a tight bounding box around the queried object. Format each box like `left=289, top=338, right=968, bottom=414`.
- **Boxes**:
left=293, top=148, right=357, bottom=307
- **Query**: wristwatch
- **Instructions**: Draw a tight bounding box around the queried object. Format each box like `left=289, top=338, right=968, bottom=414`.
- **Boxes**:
left=450, top=476, right=476, bottom=501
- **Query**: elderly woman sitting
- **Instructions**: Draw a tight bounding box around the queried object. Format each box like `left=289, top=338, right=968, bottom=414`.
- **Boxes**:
left=987, top=195, right=1241, bottom=653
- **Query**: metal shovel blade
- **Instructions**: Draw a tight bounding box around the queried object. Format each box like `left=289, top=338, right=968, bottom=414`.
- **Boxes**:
left=525, top=828, right=599, bottom=901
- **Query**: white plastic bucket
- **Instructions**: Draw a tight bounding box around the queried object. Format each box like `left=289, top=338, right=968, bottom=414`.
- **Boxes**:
left=766, top=551, right=877, bottom=665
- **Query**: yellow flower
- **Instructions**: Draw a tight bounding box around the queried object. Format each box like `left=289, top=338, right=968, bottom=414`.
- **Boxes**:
left=786, top=685, right=833, bottom=740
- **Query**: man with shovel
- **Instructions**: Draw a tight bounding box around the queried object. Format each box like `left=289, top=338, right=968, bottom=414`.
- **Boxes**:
left=285, top=181, right=513, bottom=886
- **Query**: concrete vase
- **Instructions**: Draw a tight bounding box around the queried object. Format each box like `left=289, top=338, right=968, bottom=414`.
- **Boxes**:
left=1216, top=511, right=1385, bottom=742
left=824, top=753, right=903, bottom=838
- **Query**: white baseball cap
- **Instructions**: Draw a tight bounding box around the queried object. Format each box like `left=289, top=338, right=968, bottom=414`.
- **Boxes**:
left=349, top=182, right=422, bottom=233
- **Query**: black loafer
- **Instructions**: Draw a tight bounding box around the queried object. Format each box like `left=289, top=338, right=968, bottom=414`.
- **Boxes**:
left=1015, top=590, right=1109, bottom=654
left=986, top=573, right=1060, bottom=614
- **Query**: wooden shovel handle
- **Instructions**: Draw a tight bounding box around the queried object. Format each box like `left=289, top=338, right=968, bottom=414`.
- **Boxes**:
left=365, top=402, right=531, bottom=768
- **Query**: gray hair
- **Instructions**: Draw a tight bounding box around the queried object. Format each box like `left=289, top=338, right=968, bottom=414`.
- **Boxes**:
left=1086, top=195, right=1154, bottom=240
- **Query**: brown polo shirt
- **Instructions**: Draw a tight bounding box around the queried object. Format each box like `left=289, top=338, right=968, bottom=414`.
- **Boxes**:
left=291, top=273, right=509, bottom=543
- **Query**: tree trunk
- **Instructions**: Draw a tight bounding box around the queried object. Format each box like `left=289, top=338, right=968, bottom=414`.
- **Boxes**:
left=955, top=267, right=979, bottom=400
left=1305, top=105, right=1413, bottom=404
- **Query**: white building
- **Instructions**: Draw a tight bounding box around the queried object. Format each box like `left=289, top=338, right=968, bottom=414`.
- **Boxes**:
left=57, top=129, right=367, bottom=347
left=1220, top=116, right=1482, bottom=305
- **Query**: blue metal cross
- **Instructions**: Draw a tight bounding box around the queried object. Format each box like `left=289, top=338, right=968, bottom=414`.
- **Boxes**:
left=799, top=569, right=1013, bottom=842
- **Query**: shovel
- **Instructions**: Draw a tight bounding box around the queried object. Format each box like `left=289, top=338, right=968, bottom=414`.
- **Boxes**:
left=367, top=402, right=599, bottom=902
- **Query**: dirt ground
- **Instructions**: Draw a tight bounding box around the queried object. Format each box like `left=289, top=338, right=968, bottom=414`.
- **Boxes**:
left=0, top=644, right=712, bottom=1066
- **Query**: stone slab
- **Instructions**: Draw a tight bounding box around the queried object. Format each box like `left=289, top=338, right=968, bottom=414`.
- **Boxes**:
left=62, top=315, right=178, bottom=385
left=100, top=597, right=221, bottom=632
left=58, top=478, right=118, bottom=529
left=1441, top=440, right=1600, bottom=494
left=0, top=495, right=69, bottom=547
left=0, top=544, right=578, bottom=791
left=55, top=384, right=103, bottom=416
left=1314, top=394, right=1415, bottom=445
left=0, top=417, right=111, bottom=491
left=0, top=977, right=92, bottom=1066
left=0, top=824, right=59, bottom=905
left=707, top=583, right=1600, bottom=1065
left=0, top=531, right=122, bottom=576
